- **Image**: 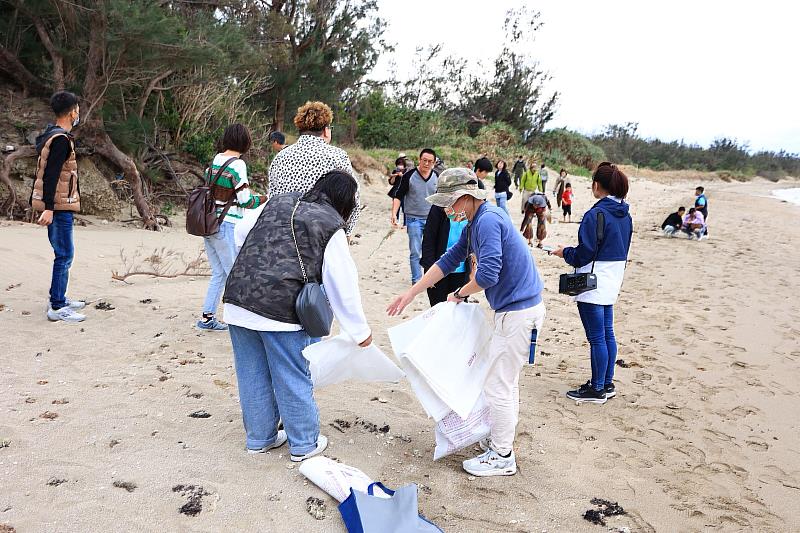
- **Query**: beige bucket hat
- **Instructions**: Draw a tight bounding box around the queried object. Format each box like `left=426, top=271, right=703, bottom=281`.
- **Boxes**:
left=426, top=167, right=488, bottom=207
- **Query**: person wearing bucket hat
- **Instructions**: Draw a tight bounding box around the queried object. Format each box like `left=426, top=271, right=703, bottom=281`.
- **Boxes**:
left=388, top=167, right=546, bottom=478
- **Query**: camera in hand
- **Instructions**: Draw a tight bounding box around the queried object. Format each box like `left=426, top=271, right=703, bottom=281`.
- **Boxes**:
left=558, top=272, right=597, bottom=296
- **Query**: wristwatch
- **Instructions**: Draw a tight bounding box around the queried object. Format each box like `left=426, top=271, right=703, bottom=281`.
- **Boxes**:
left=454, top=287, right=469, bottom=301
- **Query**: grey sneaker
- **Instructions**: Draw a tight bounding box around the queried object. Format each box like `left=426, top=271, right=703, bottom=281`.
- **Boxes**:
left=463, top=449, right=517, bottom=477
left=290, top=434, right=328, bottom=462
left=196, top=317, right=228, bottom=331
left=247, top=430, right=288, bottom=454
left=47, top=306, right=86, bottom=323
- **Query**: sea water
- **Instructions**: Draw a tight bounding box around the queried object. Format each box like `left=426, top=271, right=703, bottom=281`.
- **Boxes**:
left=772, top=188, right=800, bottom=206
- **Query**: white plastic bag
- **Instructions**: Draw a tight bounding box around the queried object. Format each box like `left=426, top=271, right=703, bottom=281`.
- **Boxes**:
left=299, top=456, right=387, bottom=502
left=388, top=302, right=491, bottom=420
left=303, top=333, right=404, bottom=388
left=433, top=395, right=492, bottom=460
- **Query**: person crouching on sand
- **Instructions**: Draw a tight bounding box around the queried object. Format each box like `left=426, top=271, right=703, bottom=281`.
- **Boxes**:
left=388, top=168, right=546, bottom=477
left=222, top=171, right=373, bottom=460
left=552, top=163, right=633, bottom=404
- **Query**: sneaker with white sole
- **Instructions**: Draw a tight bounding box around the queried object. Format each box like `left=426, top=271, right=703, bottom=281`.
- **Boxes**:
left=290, top=434, right=328, bottom=462
left=463, top=449, right=517, bottom=477
left=66, top=298, right=86, bottom=310
left=566, top=385, right=607, bottom=404
left=247, top=430, right=288, bottom=454
left=47, top=306, right=86, bottom=323
left=196, top=317, right=228, bottom=331
left=477, top=437, right=491, bottom=452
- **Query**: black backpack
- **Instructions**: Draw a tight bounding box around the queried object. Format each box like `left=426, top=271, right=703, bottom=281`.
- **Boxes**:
left=185, top=156, right=238, bottom=237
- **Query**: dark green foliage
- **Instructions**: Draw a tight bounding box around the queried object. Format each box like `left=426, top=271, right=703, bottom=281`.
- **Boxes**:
left=532, top=129, right=606, bottom=170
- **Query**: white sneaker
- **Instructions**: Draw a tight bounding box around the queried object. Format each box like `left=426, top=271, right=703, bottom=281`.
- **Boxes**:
left=463, top=449, right=517, bottom=477
left=477, top=438, right=491, bottom=452
left=47, top=306, right=86, bottom=323
left=290, top=434, right=328, bottom=462
left=66, top=298, right=86, bottom=310
left=247, top=430, right=288, bottom=454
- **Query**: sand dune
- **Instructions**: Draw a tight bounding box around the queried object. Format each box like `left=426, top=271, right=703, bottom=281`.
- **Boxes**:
left=1, top=174, right=799, bottom=532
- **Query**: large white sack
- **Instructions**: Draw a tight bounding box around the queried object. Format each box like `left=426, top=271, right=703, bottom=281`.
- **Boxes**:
left=397, top=359, right=451, bottom=421
left=303, top=333, right=404, bottom=388
left=389, top=302, right=491, bottom=420
left=433, top=395, right=492, bottom=460
left=299, top=456, right=387, bottom=502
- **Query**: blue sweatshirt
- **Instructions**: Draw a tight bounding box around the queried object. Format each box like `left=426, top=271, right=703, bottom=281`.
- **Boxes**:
left=437, top=202, right=543, bottom=312
left=563, top=196, right=633, bottom=305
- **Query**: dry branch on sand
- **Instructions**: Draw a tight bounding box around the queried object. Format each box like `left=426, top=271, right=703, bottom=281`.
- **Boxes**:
left=111, top=247, right=210, bottom=283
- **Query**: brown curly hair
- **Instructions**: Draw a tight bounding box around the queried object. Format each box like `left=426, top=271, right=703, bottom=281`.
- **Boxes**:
left=293, top=101, right=333, bottom=133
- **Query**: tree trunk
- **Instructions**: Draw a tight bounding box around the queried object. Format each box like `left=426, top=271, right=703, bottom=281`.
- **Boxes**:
left=81, top=124, right=159, bottom=230
left=273, top=92, right=286, bottom=132
left=0, top=45, right=48, bottom=96
left=0, top=146, right=37, bottom=217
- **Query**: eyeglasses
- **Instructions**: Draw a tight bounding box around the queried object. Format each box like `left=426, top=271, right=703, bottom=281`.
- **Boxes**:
left=419, top=159, right=435, bottom=164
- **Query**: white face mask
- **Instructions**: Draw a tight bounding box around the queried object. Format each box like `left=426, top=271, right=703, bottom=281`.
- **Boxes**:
left=72, top=114, right=80, bottom=127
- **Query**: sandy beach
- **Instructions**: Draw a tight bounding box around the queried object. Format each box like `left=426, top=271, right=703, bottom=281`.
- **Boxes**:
left=2, top=172, right=800, bottom=532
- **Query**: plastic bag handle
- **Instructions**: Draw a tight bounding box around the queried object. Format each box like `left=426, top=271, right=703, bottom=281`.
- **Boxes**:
left=366, top=482, right=395, bottom=496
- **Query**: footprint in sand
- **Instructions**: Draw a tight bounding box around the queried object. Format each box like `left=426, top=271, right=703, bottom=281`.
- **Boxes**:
left=745, top=439, right=770, bottom=452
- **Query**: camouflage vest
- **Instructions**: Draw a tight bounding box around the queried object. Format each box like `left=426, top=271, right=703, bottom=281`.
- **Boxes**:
left=223, top=192, right=344, bottom=324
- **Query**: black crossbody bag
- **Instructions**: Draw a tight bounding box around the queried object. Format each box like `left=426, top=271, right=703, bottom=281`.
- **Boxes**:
left=559, top=211, right=605, bottom=296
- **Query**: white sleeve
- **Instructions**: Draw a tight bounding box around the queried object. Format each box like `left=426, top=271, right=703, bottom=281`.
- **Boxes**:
left=322, top=229, right=371, bottom=344
left=234, top=204, right=265, bottom=251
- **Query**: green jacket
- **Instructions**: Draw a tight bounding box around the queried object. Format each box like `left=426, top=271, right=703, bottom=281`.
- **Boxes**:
left=520, top=169, right=542, bottom=192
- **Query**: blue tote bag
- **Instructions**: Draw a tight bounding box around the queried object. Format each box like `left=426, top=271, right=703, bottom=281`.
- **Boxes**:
left=339, top=482, right=443, bottom=533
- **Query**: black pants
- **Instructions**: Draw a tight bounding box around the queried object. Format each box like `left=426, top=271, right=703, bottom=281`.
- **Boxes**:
left=426, top=272, right=468, bottom=307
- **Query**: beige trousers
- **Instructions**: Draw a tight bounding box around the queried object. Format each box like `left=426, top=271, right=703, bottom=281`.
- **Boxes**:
left=484, top=302, right=546, bottom=455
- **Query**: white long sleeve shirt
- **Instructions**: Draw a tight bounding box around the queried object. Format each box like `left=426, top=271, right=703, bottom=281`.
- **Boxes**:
left=223, top=205, right=371, bottom=343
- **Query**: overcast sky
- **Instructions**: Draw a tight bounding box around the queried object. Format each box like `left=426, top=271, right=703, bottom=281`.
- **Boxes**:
left=372, top=0, right=800, bottom=154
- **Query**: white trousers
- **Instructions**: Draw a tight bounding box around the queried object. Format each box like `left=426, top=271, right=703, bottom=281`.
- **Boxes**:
left=484, top=302, right=546, bottom=455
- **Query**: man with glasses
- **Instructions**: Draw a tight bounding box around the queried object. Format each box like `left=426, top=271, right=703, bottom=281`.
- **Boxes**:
left=390, top=148, right=439, bottom=284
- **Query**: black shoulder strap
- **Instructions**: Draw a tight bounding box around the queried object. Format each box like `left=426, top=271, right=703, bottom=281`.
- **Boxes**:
left=590, top=211, right=605, bottom=274
left=209, top=156, right=240, bottom=225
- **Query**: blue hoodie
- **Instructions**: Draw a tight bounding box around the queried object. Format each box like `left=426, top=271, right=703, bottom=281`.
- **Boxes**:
left=563, top=197, right=632, bottom=305
left=437, top=202, right=543, bottom=313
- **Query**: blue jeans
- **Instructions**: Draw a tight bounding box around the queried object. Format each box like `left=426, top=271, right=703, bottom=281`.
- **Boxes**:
left=495, top=192, right=510, bottom=214
left=228, top=325, right=321, bottom=454
left=202, top=221, right=236, bottom=315
left=47, top=211, right=74, bottom=310
left=406, top=217, right=426, bottom=284
left=577, top=302, right=617, bottom=391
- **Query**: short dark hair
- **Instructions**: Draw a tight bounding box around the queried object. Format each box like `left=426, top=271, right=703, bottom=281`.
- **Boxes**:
left=221, top=124, right=252, bottom=153
left=540, top=163, right=546, bottom=168
left=269, top=131, right=285, bottom=145
left=688, top=207, right=696, bottom=214
left=395, top=157, right=406, bottom=166
left=696, top=186, right=704, bottom=193
left=565, top=182, right=572, bottom=188
left=678, top=206, right=686, bottom=212
left=419, top=148, right=437, bottom=160
left=560, top=168, right=567, bottom=175
left=50, top=91, right=79, bottom=117
left=306, top=170, right=358, bottom=222
left=474, top=157, right=493, bottom=172
left=592, top=162, right=629, bottom=199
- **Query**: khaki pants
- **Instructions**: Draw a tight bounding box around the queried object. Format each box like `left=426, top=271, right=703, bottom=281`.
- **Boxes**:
left=520, top=191, right=532, bottom=214
left=484, top=302, right=546, bottom=455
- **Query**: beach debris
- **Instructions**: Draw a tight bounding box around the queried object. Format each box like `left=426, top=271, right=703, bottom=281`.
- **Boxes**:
left=0, top=439, right=11, bottom=448
left=109, top=439, right=121, bottom=448
left=95, top=301, right=115, bottom=311
left=213, top=379, right=231, bottom=389
left=582, top=498, right=626, bottom=526
left=113, top=481, right=137, bottom=492
left=0, top=305, right=5, bottom=312
left=5, top=283, right=21, bottom=291
left=665, top=403, right=680, bottom=410
left=268, top=494, right=281, bottom=502
left=51, top=398, right=69, bottom=405
left=305, top=496, right=328, bottom=520
left=329, top=419, right=351, bottom=433
left=140, top=298, right=153, bottom=304
left=0, top=524, right=17, bottom=532
left=46, top=477, right=67, bottom=487
left=39, top=411, right=59, bottom=420
left=21, top=311, right=30, bottom=316
left=615, top=359, right=640, bottom=368
left=188, top=410, right=211, bottom=418
left=172, top=484, right=210, bottom=516
left=24, top=397, right=36, bottom=404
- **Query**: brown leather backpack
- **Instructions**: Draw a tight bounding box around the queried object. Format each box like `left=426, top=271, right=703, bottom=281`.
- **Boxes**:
left=186, top=156, right=239, bottom=237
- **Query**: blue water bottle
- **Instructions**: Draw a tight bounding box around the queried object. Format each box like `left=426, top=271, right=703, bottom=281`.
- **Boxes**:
left=528, top=328, right=538, bottom=365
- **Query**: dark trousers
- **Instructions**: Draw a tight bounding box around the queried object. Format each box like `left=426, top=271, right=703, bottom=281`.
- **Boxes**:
left=47, top=211, right=74, bottom=310
left=577, top=302, right=617, bottom=391
left=426, top=272, right=468, bottom=307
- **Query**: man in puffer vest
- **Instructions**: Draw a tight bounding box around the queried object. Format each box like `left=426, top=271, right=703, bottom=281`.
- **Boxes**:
left=30, top=91, right=87, bottom=322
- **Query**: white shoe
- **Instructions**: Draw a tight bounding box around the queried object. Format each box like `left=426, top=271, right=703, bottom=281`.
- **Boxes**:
left=290, top=434, right=328, bottom=462
left=247, top=430, right=288, bottom=454
left=66, top=298, right=86, bottom=310
left=47, top=306, right=86, bottom=323
left=463, top=449, right=517, bottom=477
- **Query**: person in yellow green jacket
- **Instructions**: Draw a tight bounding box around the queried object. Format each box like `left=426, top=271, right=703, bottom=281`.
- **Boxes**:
left=519, top=157, right=543, bottom=214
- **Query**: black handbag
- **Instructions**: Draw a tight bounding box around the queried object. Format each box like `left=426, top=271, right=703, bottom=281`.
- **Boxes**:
left=290, top=199, right=334, bottom=337
left=506, top=190, right=514, bottom=201
left=559, top=211, right=604, bottom=296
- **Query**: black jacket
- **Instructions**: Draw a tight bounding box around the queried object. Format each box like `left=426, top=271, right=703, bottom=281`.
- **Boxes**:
left=661, top=212, right=683, bottom=229
left=421, top=206, right=472, bottom=276
left=494, top=170, right=511, bottom=193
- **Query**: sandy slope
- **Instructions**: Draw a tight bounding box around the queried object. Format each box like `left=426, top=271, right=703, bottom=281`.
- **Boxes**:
left=1, top=174, right=799, bottom=532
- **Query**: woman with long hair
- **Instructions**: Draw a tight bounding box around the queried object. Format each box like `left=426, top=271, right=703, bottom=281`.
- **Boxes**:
left=493, top=160, right=512, bottom=214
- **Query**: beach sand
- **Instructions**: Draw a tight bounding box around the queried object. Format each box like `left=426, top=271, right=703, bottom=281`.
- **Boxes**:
left=1, top=173, right=799, bottom=532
